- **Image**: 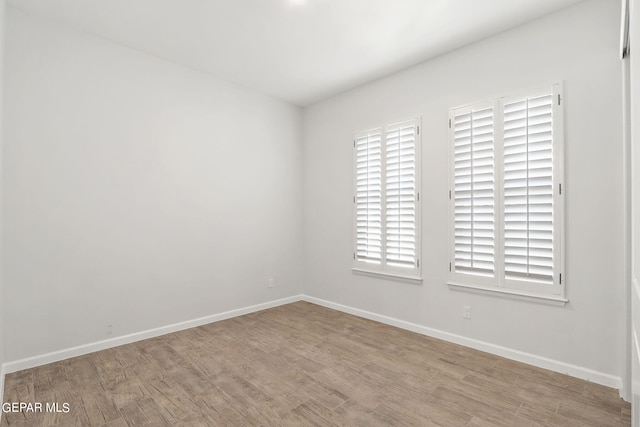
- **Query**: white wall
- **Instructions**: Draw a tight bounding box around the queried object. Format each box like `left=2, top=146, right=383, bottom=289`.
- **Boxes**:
left=0, top=0, right=628, bottom=396
left=629, top=0, right=640, bottom=421
left=632, top=0, right=640, bottom=310
left=303, top=0, right=625, bottom=385
left=3, top=8, right=303, bottom=362
left=0, top=0, right=5, bottom=405
left=631, top=0, right=640, bottom=348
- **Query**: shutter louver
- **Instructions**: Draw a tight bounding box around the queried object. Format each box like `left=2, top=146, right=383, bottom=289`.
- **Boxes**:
left=355, top=130, right=383, bottom=264
left=385, top=121, right=417, bottom=268
left=453, top=106, right=495, bottom=276
left=503, top=94, right=554, bottom=284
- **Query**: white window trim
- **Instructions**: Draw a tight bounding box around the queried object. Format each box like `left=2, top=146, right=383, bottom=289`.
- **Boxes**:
left=448, top=281, right=568, bottom=305
left=352, top=117, right=422, bottom=281
left=447, top=83, right=565, bottom=301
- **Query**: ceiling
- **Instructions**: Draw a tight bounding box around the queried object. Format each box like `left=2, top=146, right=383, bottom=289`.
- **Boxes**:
left=8, top=0, right=585, bottom=106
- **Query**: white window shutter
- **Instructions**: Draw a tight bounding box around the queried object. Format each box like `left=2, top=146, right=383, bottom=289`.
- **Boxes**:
left=385, top=120, right=417, bottom=269
left=353, top=118, right=421, bottom=279
left=355, top=129, right=383, bottom=264
left=503, top=94, right=554, bottom=284
left=448, top=84, right=563, bottom=299
left=452, top=105, right=495, bottom=276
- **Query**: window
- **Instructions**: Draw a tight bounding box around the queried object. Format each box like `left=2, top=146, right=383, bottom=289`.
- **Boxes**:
left=448, top=84, right=564, bottom=300
left=353, top=118, right=422, bottom=280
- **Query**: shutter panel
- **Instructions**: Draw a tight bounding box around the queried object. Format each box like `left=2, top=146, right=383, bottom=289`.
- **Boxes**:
left=452, top=106, right=495, bottom=276
left=385, top=120, right=417, bottom=268
left=355, top=129, right=383, bottom=264
left=503, top=94, right=554, bottom=284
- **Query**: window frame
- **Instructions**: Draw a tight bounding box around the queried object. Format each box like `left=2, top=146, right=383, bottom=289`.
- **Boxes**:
left=352, top=117, right=422, bottom=281
left=447, top=83, right=565, bottom=302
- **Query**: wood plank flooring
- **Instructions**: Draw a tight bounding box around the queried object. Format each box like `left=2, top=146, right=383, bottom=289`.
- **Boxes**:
left=0, top=301, right=631, bottom=426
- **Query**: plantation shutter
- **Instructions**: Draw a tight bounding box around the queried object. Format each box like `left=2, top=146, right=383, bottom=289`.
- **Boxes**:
left=355, top=129, right=383, bottom=264
left=452, top=105, right=495, bottom=276
left=385, top=120, right=417, bottom=268
left=503, top=93, right=554, bottom=284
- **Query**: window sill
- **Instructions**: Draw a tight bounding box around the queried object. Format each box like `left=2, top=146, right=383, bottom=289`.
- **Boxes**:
left=447, top=281, right=568, bottom=306
left=353, top=268, right=423, bottom=284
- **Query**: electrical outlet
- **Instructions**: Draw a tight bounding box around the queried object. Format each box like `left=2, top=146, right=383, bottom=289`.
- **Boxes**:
left=107, top=324, right=113, bottom=336
left=463, top=305, right=471, bottom=319
left=268, top=278, right=274, bottom=288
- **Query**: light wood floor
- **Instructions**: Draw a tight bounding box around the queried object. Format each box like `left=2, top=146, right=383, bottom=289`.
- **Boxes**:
left=1, top=301, right=631, bottom=426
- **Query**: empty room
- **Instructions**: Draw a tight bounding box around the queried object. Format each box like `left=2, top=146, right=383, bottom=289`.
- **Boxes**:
left=0, top=0, right=639, bottom=425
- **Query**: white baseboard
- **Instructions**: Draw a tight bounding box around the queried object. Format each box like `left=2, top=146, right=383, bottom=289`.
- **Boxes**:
left=302, top=295, right=623, bottom=391
left=2, top=295, right=303, bottom=375
left=1, top=293, right=623, bottom=397
left=629, top=275, right=640, bottom=405
left=0, top=363, right=4, bottom=419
